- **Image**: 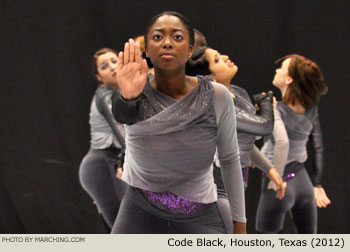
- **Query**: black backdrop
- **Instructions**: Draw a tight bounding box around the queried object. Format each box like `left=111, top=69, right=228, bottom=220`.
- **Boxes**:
left=1, top=0, right=349, bottom=233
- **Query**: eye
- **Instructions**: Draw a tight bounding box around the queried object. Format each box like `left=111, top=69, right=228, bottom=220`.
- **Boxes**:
left=152, top=33, right=163, bottom=40
left=111, top=58, right=118, bottom=64
left=100, top=62, right=108, bottom=70
left=214, top=56, right=219, bottom=63
left=173, top=33, right=184, bottom=41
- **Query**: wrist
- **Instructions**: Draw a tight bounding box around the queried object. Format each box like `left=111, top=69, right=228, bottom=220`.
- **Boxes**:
left=120, top=93, right=142, bottom=103
left=233, top=221, right=247, bottom=234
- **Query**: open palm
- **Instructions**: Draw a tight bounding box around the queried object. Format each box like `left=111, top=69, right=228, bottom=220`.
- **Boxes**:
left=117, top=39, right=149, bottom=99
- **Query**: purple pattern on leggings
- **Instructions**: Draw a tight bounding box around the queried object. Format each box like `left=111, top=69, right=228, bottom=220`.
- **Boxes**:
left=141, top=189, right=213, bottom=214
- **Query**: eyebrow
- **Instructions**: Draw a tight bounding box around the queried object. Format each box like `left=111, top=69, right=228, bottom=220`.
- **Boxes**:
left=152, top=28, right=185, bottom=33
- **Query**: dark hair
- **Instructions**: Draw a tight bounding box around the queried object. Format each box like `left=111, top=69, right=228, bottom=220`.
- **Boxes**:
left=185, top=46, right=211, bottom=76
left=144, top=11, right=195, bottom=48
left=193, top=29, right=207, bottom=51
left=91, top=47, right=118, bottom=83
left=277, top=54, right=328, bottom=108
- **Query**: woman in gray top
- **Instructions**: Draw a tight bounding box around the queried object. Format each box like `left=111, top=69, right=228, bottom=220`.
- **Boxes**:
left=256, top=54, right=331, bottom=233
left=186, top=46, right=286, bottom=233
left=79, top=48, right=127, bottom=229
left=110, top=11, right=246, bottom=234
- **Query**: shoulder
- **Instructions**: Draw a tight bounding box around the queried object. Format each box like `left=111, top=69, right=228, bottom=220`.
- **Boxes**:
left=275, top=102, right=286, bottom=119
left=230, top=84, right=249, bottom=97
left=96, top=85, right=113, bottom=100
left=276, top=102, right=289, bottom=115
left=211, top=82, right=235, bottom=120
left=306, top=105, right=319, bottom=121
left=212, top=81, right=232, bottom=100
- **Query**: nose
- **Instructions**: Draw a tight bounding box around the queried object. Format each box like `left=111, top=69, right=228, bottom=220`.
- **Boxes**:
left=162, top=36, right=173, bottom=49
left=111, top=62, right=117, bottom=70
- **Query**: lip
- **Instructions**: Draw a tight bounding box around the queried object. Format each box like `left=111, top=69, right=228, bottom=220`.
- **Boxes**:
left=112, top=72, right=117, bottom=77
left=160, top=52, right=175, bottom=59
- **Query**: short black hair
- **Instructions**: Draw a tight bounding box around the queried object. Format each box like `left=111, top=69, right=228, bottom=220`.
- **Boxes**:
left=185, top=46, right=210, bottom=76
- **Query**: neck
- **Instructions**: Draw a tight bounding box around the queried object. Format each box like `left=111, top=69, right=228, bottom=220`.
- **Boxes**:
left=153, top=69, right=189, bottom=99
left=280, top=86, right=288, bottom=99
left=280, top=88, right=306, bottom=114
left=211, top=75, right=231, bottom=90
left=222, top=81, right=231, bottom=90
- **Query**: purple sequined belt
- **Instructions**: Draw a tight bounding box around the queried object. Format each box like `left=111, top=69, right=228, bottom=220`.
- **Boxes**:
left=140, top=189, right=214, bottom=215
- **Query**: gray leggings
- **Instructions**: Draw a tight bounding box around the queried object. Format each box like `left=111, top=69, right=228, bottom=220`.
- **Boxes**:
left=79, top=148, right=127, bottom=228
left=255, top=165, right=317, bottom=233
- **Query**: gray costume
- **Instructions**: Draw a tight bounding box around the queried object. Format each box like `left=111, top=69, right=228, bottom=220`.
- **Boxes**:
left=79, top=86, right=127, bottom=228
left=111, top=76, right=246, bottom=233
left=214, top=84, right=274, bottom=190
left=256, top=102, right=324, bottom=233
left=213, top=84, right=274, bottom=233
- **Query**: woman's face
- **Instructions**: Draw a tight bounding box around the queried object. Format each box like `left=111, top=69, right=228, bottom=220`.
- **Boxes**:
left=206, top=48, right=238, bottom=84
left=146, top=15, right=193, bottom=71
left=96, top=52, right=118, bottom=85
left=272, top=58, right=292, bottom=89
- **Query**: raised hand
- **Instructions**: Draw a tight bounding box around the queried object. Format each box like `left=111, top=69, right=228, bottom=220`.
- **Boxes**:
left=313, top=187, right=331, bottom=208
left=116, top=39, right=149, bottom=99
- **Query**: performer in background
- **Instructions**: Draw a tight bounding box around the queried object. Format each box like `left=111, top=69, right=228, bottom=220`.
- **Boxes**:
left=186, top=46, right=286, bottom=233
left=256, top=54, right=331, bottom=233
left=79, top=48, right=127, bottom=229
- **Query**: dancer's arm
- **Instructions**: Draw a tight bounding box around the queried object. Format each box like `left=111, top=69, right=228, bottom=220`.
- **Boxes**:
left=95, top=87, right=125, bottom=147
left=250, top=145, right=286, bottom=199
left=213, top=82, right=246, bottom=234
left=310, top=111, right=331, bottom=207
left=272, top=107, right=289, bottom=176
left=236, top=91, right=274, bottom=136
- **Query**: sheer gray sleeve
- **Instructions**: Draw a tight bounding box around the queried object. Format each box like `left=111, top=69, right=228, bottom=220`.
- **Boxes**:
left=95, top=88, right=125, bottom=148
left=250, top=145, right=273, bottom=173
left=212, top=82, right=246, bottom=223
left=273, top=108, right=289, bottom=176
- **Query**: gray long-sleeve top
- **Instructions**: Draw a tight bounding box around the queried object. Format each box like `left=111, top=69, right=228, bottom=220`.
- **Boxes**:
left=111, top=76, right=246, bottom=223
left=261, top=102, right=324, bottom=186
left=231, top=84, right=274, bottom=171
left=90, top=86, right=125, bottom=149
left=213, top=84, right=274, bottom=190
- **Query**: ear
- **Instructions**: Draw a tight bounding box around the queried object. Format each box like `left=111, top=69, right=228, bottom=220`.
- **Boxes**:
left=286, top=76, right=293, bottom=85
left=187, top=45, right=193, bottom=59
left=96, top=74, right=101, bottom=82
